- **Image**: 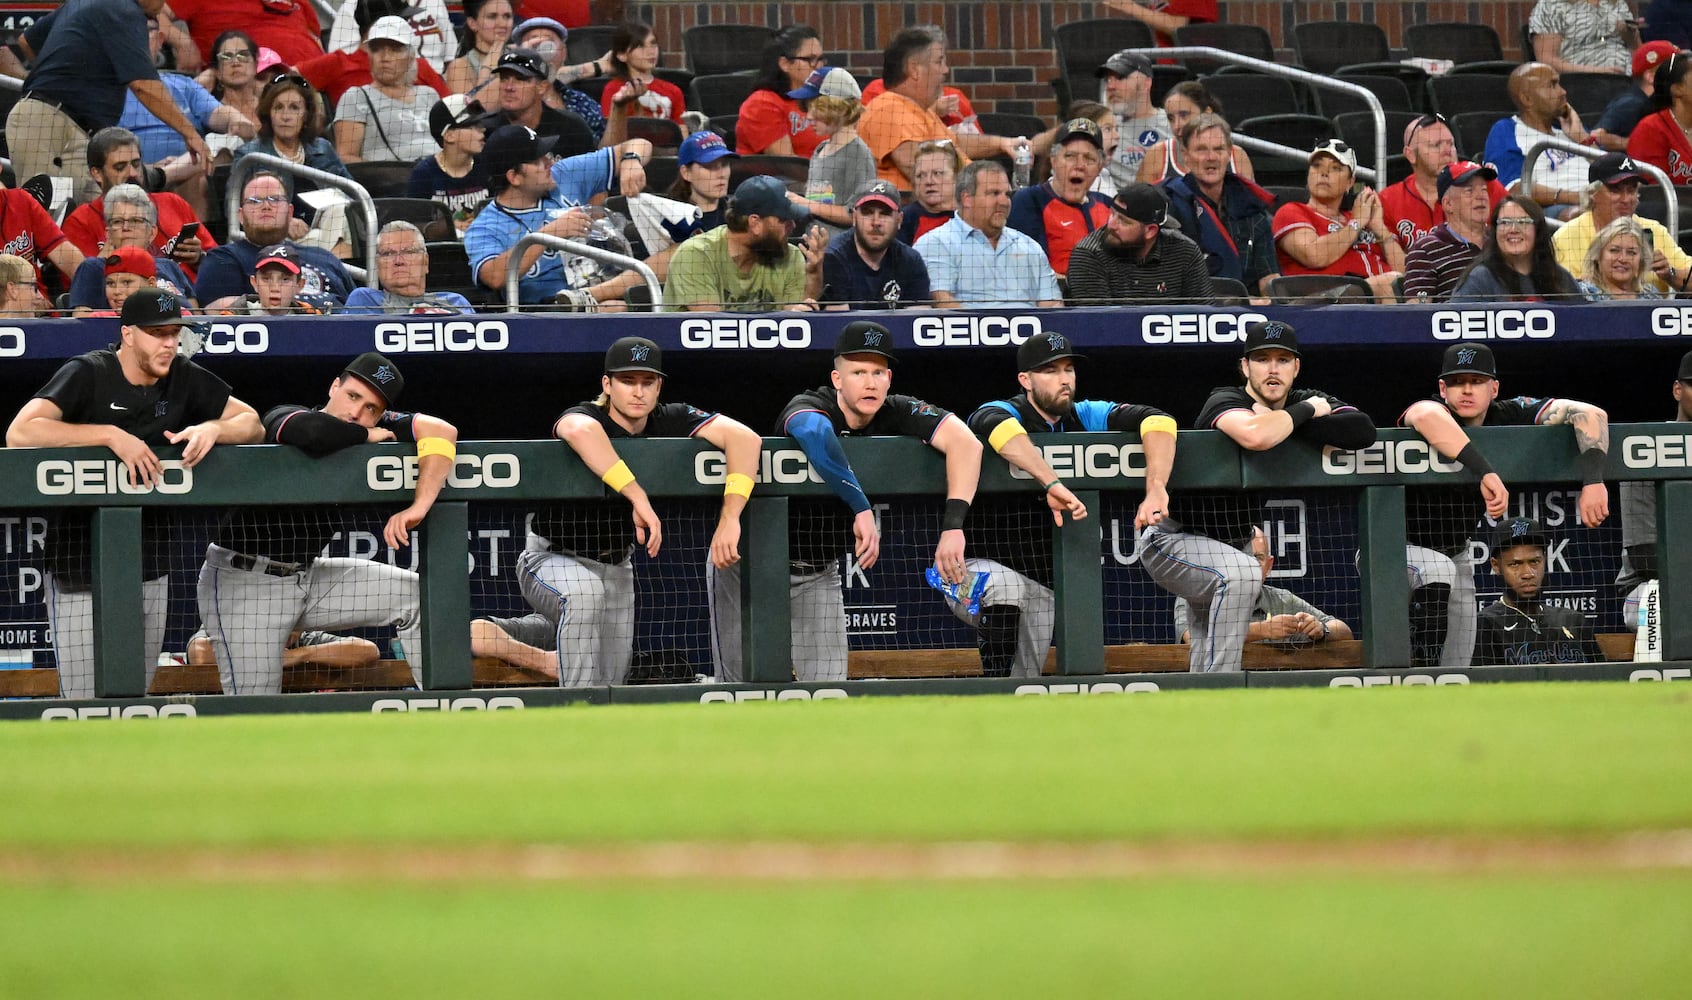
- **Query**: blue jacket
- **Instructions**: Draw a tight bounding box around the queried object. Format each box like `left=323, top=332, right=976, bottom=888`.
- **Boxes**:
left=1159, top=171, right=1277, bottom=291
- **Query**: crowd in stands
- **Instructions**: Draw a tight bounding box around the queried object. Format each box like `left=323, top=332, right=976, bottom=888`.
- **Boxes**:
left=2, top=2, right=1691, bottom=314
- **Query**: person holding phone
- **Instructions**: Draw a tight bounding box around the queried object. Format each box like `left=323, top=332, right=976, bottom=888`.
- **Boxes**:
left=1484, top=63, right=1595, bottom=219
left=61, top=127, right=218, bottom=280
left=66, top=184, right=197, bottom=316
left=1551, top=151, right=1692, bottom=291
left=1578, top=216, right=1662, bottom=298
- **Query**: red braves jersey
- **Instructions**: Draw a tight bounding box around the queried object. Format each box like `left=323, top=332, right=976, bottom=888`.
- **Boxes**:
left=1380, top=175, right=1509, bottom=248
left=1626, top=109, right=1692, bottom=183
left=61, top=192, right=217, bottom=279
left=1272, top=201, right=1395, bottom=277
left=0, top=189, right=70, bottom=292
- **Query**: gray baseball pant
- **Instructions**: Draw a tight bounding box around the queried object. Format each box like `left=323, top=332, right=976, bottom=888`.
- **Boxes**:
left=47, top=572, right=168, bottom=699
left=516, top=535, right=634, bottom=687
left=709, top=560, right=848, bottom=683
left=1406, top=543, right=1477, bottom=667
left=940, top=557, right=1055, bottom=679
left=1136, top=524, right=1262, bottom=673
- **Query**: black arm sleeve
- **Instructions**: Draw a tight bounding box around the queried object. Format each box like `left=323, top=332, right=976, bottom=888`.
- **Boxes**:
left=265, top=407, right=370, bottom=457
left=1298, top=410, right=1378, bottom=450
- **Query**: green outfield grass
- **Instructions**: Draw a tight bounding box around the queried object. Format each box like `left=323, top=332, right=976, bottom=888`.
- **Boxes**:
left=2, top=682, right=1689, bottom=996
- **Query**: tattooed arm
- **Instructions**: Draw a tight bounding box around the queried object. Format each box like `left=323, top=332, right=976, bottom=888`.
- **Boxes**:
left=1539, top=398, right=1610, bottom=527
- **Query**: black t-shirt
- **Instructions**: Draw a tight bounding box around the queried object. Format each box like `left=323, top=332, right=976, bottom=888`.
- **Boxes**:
left=531, top=400, right=716, bottom=561
left=37, top=349, right=232, bottom=586
left=819, top=232, right=932, bottom=309
left=507, top=106, right=598, bottom=160
left=212, top=404, right=418, bottom=564
left=778, top=386, right=951, bottom=569
left=1401, top=395, right=1551, bottom=554
left=1474, top=599, right=1601, bottom=666
left=966, top=394, right=1170, bottom=585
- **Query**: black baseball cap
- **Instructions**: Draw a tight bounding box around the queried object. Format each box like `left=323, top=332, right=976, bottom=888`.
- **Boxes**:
left=834, top=321, right=897, bottom=363
left=121, top=289, right=201, bottom=329
left=1242, top=320, right=1300, bottom=358
left=354, top=0, right=419, bottom=36
left=604, top=336, right=665, bottom=376
left=429, top=95, right=487, bottom=145
left=495, top=47, right=551, bottom=80
left=1678, top=348, right=1692, bottom=381
left=255, top=243, right=303, bottom=274
left=342, top=351, right=404, bottom=407
left=1097, top=50, right=1153, bottom=78
left=1110, top=183, right=1168, bottom=225
left=730, top=174, right=808, bottom=221
left=1441, top=343, right=1497, bottom=380
left=1590, top=152, right=1649, bottom=187
left=1017, top=330, right=1085, bottom=371
left=482, top=124, right=558, bottom=178
left=1492, top=517, right=1550, bottom=553
left=1055, top=117, right=1104, bottom=149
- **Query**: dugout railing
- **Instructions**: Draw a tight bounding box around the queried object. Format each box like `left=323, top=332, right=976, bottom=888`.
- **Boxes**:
left=1, top=424, right=1687, bottom=703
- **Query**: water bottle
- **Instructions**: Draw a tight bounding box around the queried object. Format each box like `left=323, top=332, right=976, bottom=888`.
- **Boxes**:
left=1012, top=142, right=1033, bottom=189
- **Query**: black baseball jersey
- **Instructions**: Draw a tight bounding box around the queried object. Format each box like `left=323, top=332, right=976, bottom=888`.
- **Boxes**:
left=779, top=386, right=952, bottom=569
left=531, top=401, right=717, bottom=561
left=212, top=404, right=419, bottom=564
left=966, top=394, right=1171, bottom=585
left=1400, top=395, right=1553, bottom=554
left=35, top=349, right=233, bottom=586
left=1169, top=385, right=1375, bottom=549
left=1473, top=599, right=1601, bottom=666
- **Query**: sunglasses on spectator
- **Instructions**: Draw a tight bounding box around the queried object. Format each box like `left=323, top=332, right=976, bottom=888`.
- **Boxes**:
left=218, top=50, right=256, bottom=64
left=242, top=195, right=290, bottom=206
left=265, top=72, right=310, bottom=91
left=1406, top=113, right=1448, bottom=143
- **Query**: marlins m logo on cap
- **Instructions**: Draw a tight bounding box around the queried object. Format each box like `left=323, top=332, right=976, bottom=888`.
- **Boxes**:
left=629, top=343, right=651, bottom=361
left=1456, top=347, right=1478, bottom=367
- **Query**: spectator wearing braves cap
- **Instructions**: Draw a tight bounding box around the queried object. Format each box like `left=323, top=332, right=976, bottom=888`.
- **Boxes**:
left=1381, top=114, right=1509, bottom=249
left=204, top=243, right=337, bottom=315
left=820, top=179, right=932, bottom=309
left=1273, top=138, right=1405, bottom=302
left=463, top=122, right=654, bottom=308
left=661, top=130, right=738, bottom=242
left=664, top=174, right=827, bottom=311
left=1067, top=182, right=1211, bottom=304
left=490, top=47, right=597, bottom=158
left=1552, top=151, right=1692, bottom=293
left=1096, top=50, right=1171, bottom=180
left=1007, top=117, right=1114, bottom=276
left=409, top=94, right=493, bottom=232
left=1404, top=161, right=1498, bottom=302
left=1592, top=40, right=1680, bottom=150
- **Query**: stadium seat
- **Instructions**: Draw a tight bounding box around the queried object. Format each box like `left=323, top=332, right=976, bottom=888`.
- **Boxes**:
left=1197, top=73, right=1304, bottom=127
left=625, top=117, right=684, bottom=150
left=349, top=198, right=456, bottom=264
left=1150, top=64, right=1195, bottom=107
left=1264, top=273, right=1375, bottom=304
left=565, top=26, right=617, bottom=67
left=1171, top=23, right=1275, bottom=75
left=1561, top=72, right=1634, bottom=120
left=423, top=240, right=475, bottom=295
left=1404, top=22, right=1517, bottom=74
left=1236, top=114, right=1337, bottom=187
left=345, top=161, right=414, bottom=200
left=1336, top=111, right=1423, bottom=163
left=1427, top=73, right=1515, bottom=119
left=1320, top=75, right=1416, bottom=118
left=681, top=25, right=774, bottom=77
left=706, top=114, right=738, bottom=150
left=728, top=154, right=809, bottom=193
left=1292, top=21, right=1390, bottom=76
left=643, top=155, right=680, bottom=196
left=1449, top=111, right=1503, bottom=162
left=690, top=72, right=757, bottom=119
left=977, top=112, right=1049, bottom=142
left=1053, top=18, right=1155, bottom=110
left=1209, top=276, right=1252, bottom=304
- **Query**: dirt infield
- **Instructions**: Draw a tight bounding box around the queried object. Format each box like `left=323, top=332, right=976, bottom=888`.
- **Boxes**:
left=5, top=832, right=1692, bottom=884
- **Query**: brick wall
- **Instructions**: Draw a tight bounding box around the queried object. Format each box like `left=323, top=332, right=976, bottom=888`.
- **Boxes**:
left=631, top=1, right=1535, bottom=119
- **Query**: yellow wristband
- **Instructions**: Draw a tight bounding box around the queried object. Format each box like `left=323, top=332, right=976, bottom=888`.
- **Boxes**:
left=987, top=419, right=1028, bottom=453
left=1139, top=415, right=1178, bottom=438
left=724, top=472, right=754, bottom=499
left=602, top=459, right=636, bottom=493
left=416, top=436, right=456, bottom=461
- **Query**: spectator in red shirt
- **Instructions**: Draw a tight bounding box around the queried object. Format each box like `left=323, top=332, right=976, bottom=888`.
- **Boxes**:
left=1098, top=0, right=1219, bottom=45
left=601, top=21, right=685, bottom=126
left=1627, top=49, right=1692, bottom=182
left=898, top=138, right=962, bottom=244
left=0, top=183, right=85, bottom=297
left=298, top=0, right=449, bottom=105
left=737, top=25, right=825, bottom=157
left=1381, top=113, right=1507, bottom=249
left=1272, top=138, right=1404, bottom=302
left=1006, top=117, right=1113, bottom=276
left=167, top=0, right=325, bottom=70
left=61, top=126, right=216, bottom=279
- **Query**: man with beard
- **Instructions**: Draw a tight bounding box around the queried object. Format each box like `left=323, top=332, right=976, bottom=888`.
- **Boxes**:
left=1139, top=320, right=1377, bottom=673
left=520, top=336, right=761, bottom=687
left=1066, top=183, right=1211, bottom=304
left=464, top=123, right=653, bottom=309
left=1095, top=51, right=1170, bottom=188
left=1158, top=114, right=1279, bottom=295
left=1398, top=343, right=1611, bottom=667
left=1381, top=114, right=1506, bottom=249
left=194, top=171, right=356, bottom=304
left=1007, top=117, right=1112, bottom=276
left=711, top=322, right=982, bottom=682
left=917, top=161, right=1062, bottom=308
left=664, top=175, right=827, bottom=311
left=1616, top=349, right=1692, bottom=629
left=947, top=331, right=1159, bottom=677
left=1474, top=518, right=1601, bottom=666
left=1403, top=161, right=1498, bottom=302
left=7, top=289, right=263, bottom=698
left=820, top=179, right=932, bottom=309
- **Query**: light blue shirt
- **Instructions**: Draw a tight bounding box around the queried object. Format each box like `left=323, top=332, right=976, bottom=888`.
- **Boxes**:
left=120, top=72, right=220, bottom=162
left=463, top=148, right=616, bottom=305
left=914, top=214, right=1060, bottom=308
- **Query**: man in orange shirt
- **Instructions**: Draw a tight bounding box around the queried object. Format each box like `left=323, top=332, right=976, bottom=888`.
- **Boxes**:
left=859, top=26, right=1020, bottom=188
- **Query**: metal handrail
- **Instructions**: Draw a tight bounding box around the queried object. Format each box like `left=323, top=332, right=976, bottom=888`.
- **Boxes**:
left=225, top=152, right=380, bottom=285
left=505, top=233, right=662, bottom=311
left=1127, top=46, right=1389, bottom=185
left=1522, top=137, right=1678, bottom=236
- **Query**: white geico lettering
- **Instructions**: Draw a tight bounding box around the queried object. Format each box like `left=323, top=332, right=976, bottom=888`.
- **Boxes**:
left=373, top=320, right=511, bottom=353
left=1009, top=443, right=1147, bottom=481
left=1621, top=433, right=1692, bottom=469
left=678, top=317, right=811, bottom=349
left=367, top=453, right=521, bottom=490
left=1430, top=309, right=1555, bottom=340
left=0, top=326, right=24, bottom=358
left=1140, top=312, right=1268, bottom=345
left=1014, top=681, right=1160, bottom=694
left=699, top=688, right=850, bottom=702
left=1329, top=673, right=1471, bottom=686
left=1648, top=306, right=1692, bottom=336
left=36, top=459, right=193, bottom=496
left=910, top=314, right=1041, bottom=347
left=1322, top=440, right=1463, bottom=476
left=1629, top=668, right=1692, bottom=682
left=203, top=322, right=270, bottom=354
left=41, top=704, right=197, bottom=720
left=370, top=696, right=526, bottom=711
left=696, top=449, right=822, bottom=485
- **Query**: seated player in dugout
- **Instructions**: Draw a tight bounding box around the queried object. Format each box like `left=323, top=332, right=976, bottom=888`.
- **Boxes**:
left=197, top=353, right=459, bottom=695
left=1173, top=527, right=1353, bottom=647
left=1474, top=518, right=1602, bottom=666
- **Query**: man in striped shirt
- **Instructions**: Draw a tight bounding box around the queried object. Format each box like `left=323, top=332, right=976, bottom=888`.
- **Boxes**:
left=1403, top=161, right=1495, bottom=302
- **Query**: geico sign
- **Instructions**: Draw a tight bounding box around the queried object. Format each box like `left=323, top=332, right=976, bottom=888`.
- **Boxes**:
left=1621, top=432, right=1692, bottom=469
left=1648, top=306, right=1692, bottom=336
left=700, top=688, right=849, bottom=702
left=0, top=326, right=24, bottom=358
left=1330, top=673, right=1471, bottom=686
left=367, top=453, right=521, bottom=490
left=36, top=459, right=192, bottom=496
left=1140, top=312, right=1268, bottom=345
left=695, top=449, right=822, bottom=485
left=1322, top=440, right=1462, bottom=476
left=203, top=321, right=270, bottom=354
left=679, top=317, right=811, bottom=349
left=1430, top=309, right=1555, bottom=340
left=1630, top=668, right=1691, bottom=682
left=1009, top=442, right=1147, bottom=480
left=371, top=696, right=526, bottom=711
left=42, top=704, right=198, bottom=720
left=911, top=314, right=1041, bottom=347
left=374, top=320, right=510, bottom=353
left=1015, top=681, right=1160, bottom=694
